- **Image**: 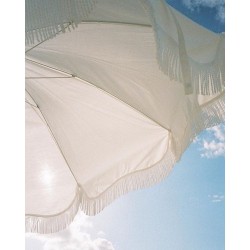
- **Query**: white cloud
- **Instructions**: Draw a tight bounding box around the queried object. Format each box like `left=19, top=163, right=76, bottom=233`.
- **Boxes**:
left=182, top=0, right=225, bottom=23
left=201, top=139, right=224, bottom=158
left=41, top=235, right=115, bottom=250
left=93, top=238, right=115, bottom=250
left=194, top=124, right=225, bottom=158
left=182, top=0, right=224, bottom=9
left=216, top=5, right=225, bottom=22
left=208, top=194, right=224, bottom=202
left=207, top=125, right=225, bottom=141
left=97, top=231, right=106, bottom=237
left=192, top=136, right=200, bottom=143
left=26, top=212, right=115, bottom=250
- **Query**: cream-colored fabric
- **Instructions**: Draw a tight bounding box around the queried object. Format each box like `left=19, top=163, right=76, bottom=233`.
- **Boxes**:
left=25, top=0, right=225, bottom=233
left=141, top=0, right=225, bottom=95
left=25, top=101, right=77, bottom=216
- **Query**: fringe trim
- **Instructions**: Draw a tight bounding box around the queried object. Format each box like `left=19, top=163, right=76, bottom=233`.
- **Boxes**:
left=25, top=93, right=224, bottom=234
left=25, top=143, right=176, bottom=234
left=139, top=0, right=225, bottom=96
left=174, top=92, right=225, bottom=161
left=190, top=37, right=225, bottom=96
left=25, top=186, right=81, bottom=234
left=25, top=0, right=97, bottom=45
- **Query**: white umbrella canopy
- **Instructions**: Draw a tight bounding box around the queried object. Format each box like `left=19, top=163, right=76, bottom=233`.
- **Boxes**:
left=25, top=0, right=225, bottom=234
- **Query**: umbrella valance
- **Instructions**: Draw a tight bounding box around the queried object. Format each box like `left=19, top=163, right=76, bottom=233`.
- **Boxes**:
left=25, top=0, right=225, bottom=233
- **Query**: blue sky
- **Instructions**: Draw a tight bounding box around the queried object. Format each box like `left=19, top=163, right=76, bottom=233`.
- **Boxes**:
left=168, top=0, right=225, bottom=33
left=26, top=1, right=225, bottom=249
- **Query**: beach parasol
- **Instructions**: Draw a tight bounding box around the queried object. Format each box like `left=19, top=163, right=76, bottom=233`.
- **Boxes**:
left=25, top=0, right=225, bottom=234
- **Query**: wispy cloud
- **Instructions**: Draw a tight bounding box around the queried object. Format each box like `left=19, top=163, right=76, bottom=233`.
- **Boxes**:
left=208, top=194, right=224, bottom=203
left=182, top=0, right=225, bottom=23
left=26, top=212, right=115, bottom=250
left=207, top=125, right=225, bottom=141
left=201, top=139, right=225, bottom=158
left=42, top=236, right=115, bottom=250
left=194, top=124, right=225, bottom=158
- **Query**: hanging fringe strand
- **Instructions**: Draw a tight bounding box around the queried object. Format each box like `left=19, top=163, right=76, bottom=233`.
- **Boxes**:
left=25, top=0, right=97, bottom=45
left=139, top=0, right=225, bottom=96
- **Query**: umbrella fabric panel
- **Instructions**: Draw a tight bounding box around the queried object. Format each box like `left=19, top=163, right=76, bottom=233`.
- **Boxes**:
left=26, top=23, right=188, bottom=138
left=25, top=64, right=174, bottom=232
left=26, top=23, right=184, bottom=132
left=26, top=70, right=170, bottom=198
left=85, top=0, right=150, bottom=26
left=26, top=22, right=223, bottom=156
left=25, top=102, right=77, bottom=216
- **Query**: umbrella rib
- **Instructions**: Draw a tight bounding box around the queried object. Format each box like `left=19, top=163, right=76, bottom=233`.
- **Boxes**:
left=25, top=89, right=80, bottom=186
left=26, top=59, right=71, bottom=77
left=26, top=59, right=171, bottom=132
left=25, top=100, right=37, bottom=108
left=79, top=20, right=151, bottom=28
left=25, top=76, right=73, bottom=79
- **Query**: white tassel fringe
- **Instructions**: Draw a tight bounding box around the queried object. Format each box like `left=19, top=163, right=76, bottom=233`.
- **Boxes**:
left=139, top=0, right=225, bottom=96
left=25, top=0, right=97, bottom=45
left=26, top=147, right=176, bottom=234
